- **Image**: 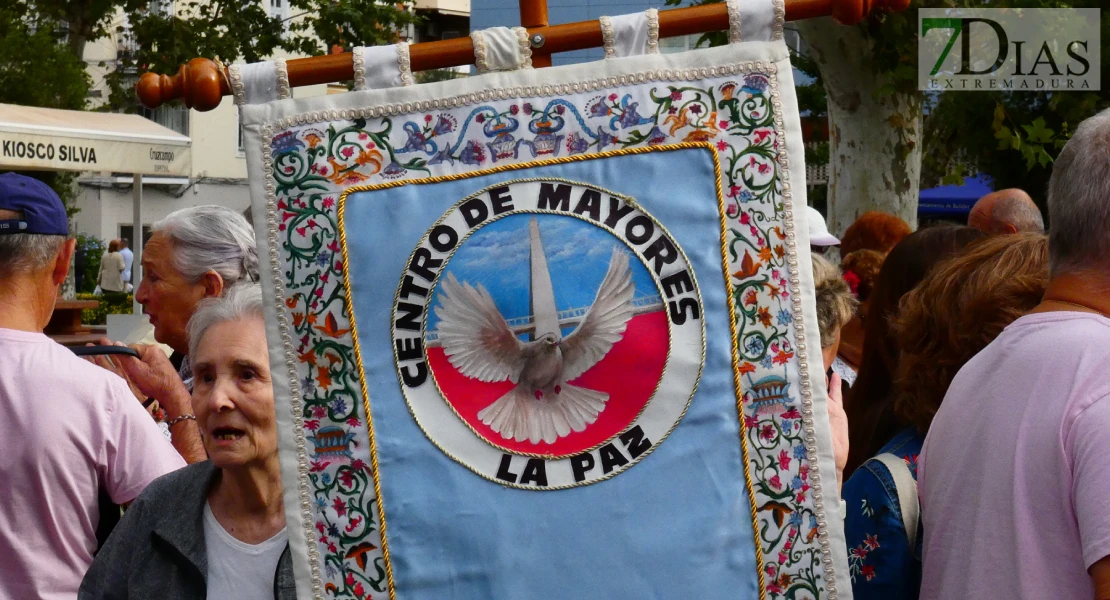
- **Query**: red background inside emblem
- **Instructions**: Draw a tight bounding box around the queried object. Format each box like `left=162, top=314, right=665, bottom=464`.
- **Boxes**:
left=426, top=310, right=670, bottom=456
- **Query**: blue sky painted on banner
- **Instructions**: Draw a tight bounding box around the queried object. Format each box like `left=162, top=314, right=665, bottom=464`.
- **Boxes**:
left=425, top=213, right=659, bottom=333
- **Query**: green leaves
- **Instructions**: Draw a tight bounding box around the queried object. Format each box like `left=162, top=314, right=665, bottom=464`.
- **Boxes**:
left=1022, top=117, right=1055, bottom=144
left=85, top=0, right=418, bottom=113
left=940, top=163, right=967, bottom=186
left=288, top=0, right=420, bottom=55
left=0, top=4, right=89, bottom=110
left=992, top=105, right=1064, bottom=171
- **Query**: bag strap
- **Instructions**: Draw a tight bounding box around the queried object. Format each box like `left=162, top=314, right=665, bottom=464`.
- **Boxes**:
left=873, top=453, right=919, bottom=551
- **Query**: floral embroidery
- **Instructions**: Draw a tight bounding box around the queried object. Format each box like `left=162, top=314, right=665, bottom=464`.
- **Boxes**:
left=848, top=534, right=881, bottom=583
left=264, top=66, right=826, bottom=599
left=843, top=429, right=925, bottom=599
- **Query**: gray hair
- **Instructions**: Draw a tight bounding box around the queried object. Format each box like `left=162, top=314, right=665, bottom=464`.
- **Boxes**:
left=0, top=208, right=65, bottom=278
left=187, top=283, right=265, bottom=359
left=154, top=205, right=259, bottom=288
left=1047, top=108, right=1110, bottom=276
left=812, top=252, right=857, bottom=349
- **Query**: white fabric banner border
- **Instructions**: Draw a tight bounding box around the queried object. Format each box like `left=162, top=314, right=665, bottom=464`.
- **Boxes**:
left=241, top=39, right=850, bottom=600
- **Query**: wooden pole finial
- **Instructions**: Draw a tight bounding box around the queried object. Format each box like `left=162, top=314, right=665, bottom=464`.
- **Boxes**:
left=136, top=58, right=228, bottom=112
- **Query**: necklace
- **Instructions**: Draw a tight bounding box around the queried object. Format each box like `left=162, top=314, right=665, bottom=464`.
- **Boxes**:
left=1043, top=298, right=1110, bottom=319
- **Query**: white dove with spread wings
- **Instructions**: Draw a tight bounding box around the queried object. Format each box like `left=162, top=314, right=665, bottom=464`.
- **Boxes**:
left=433, top=218, right=636, bottom=445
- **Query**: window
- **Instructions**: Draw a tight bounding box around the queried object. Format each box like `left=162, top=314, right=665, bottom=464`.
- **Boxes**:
left=270, top=0, right=287, bottom=20
left=658, top=34, right=700, bottom=54
left=148, top=0, right=172, bottom=17
left=236, top=111, right=246, bottom=154
left=138, top=104, right=189, bottom=136
left=119, top=225, right=154, bottom=250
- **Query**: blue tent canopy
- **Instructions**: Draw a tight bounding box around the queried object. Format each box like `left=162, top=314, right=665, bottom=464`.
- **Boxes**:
left=918, top=175, right=994, bottom=217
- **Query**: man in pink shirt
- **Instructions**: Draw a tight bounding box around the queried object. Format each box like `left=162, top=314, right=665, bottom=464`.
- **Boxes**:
left=0, top=174, right=186, bottom=599
left=920, top=109, right=1110, bottom=599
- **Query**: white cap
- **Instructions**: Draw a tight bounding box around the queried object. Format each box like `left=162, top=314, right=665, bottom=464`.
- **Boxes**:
left=807, top=206, right=839, bottom=247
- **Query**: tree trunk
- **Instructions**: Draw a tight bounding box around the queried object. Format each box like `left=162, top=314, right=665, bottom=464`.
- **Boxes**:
left=67, top=31, right=87, bottom=65
left=795, top=18, right=923, bottom=236
left=63, top=6, right=90, bottom=64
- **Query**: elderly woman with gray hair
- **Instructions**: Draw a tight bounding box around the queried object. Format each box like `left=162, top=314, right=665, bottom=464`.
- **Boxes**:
left=80, top=284, right=293, bottom=600
left=812, top=252, right=856, bottom=492
left=96, top=205, right=260, bottom=463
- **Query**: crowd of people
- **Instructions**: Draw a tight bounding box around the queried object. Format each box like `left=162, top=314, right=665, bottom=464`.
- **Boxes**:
left=809, top=108, right=1110, bottom=599
left=0, top=173, right=287, bottom=599
left=3, top=109, right=1110, bottom=599
left=95, top=238, right=133, bottom=300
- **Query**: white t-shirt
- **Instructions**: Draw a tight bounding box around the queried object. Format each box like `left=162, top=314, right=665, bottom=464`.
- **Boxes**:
left=203, top=502, right=288, bottom=600
left=120, top=247, right=134, bottom=282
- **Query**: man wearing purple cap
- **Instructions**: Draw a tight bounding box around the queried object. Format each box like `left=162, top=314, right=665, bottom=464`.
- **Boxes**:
left=0, top=173, right=186, bottom=599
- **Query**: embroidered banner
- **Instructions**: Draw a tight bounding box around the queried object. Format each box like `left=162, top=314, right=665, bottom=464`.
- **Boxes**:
left=240, top=11, right=849, bottom=600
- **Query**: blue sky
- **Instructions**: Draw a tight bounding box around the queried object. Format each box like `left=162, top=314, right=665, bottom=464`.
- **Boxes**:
left=426, top=213, right=659, bottom=333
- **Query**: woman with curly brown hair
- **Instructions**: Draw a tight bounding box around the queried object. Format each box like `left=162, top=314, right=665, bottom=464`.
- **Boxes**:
left=841, top=233, right=1049, bottom=600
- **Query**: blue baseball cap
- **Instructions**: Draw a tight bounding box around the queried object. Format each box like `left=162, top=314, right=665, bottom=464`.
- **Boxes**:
left=0, top=173, right=68, bottom=236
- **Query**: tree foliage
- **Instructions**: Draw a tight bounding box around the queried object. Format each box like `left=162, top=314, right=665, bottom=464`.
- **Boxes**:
left=105, top=0, right=291, bottom=109
left=0, top=3, right=89, bottom=208
left=2, top=0, right=419, bottom=208
left=105, top=0, right=418, bottom=110
left=287, top=0, right=419, bottom=55
left=921, top=2, right=1109, bottom=206
left=672, top=0, right=1110, bottom=214
left=18, top=0, right=417, bottom=112
left=0, top=4, right=89, bottom=110
left=817, top=0, right=1109, bottom=201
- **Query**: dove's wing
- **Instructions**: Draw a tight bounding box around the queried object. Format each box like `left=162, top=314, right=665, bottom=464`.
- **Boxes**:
left=434, top=272, right=526, bottom=383
left=560, top=249, right=636, bottom=381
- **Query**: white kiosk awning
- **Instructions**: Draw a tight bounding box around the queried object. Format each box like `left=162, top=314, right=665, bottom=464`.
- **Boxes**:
left=0, top=103, right=192, bottom=314
left=0, top=103, right=191, bottom=176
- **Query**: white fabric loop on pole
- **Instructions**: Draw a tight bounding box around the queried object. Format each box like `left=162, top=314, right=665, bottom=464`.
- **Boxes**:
left=229, top=59, right=291, bottom=106
left=726, top=0, right=785, bottom=43
left=471, top=26, right=533, bottom=74
left=352, top=43, right=414, bottom=91
left=600, top=9, right=661, bottom=59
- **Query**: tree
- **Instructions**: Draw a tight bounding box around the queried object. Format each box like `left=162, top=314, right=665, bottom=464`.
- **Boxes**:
left=794, top=9, right=923, bottom=233
left=5, top=0, right=418, bottom=298
left=680, top=0, right=1109, bottom=234
left=0, top=3, right=88, bottom=211
left=287, top=0, right=420, bottom=55
left=26, top=0, right=119, bottom=62
left=669, top=0, right=923, bottom=232
left=0, top=4, right=90, bottom=110
left=922, top=4, right=1110, bottom=218
left=105, top=0, right=419, bottom=111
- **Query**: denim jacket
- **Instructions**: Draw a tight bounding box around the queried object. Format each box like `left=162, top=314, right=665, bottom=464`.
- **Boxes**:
left=79, top=461, right=296, bottom=600
left=842, top=428, right=924, bottom=600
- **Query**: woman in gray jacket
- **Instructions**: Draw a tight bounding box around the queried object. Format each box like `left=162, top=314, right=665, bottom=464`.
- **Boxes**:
left=80, top=284, right=294, bottom=600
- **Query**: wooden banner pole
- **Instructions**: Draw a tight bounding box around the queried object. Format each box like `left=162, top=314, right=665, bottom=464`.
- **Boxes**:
left=520, top=0, right=553, bottom=68
left=136, top=0, right=907, bottom=112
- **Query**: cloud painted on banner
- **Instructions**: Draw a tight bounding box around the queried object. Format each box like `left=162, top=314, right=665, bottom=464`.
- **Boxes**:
left=425, top=213, right=658, bottom=333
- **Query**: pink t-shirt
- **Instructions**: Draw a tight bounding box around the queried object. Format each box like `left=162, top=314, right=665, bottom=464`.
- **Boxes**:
left=0, top=328, right=185, bottom=599
left=920, top=312, right=1110, bottom=599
